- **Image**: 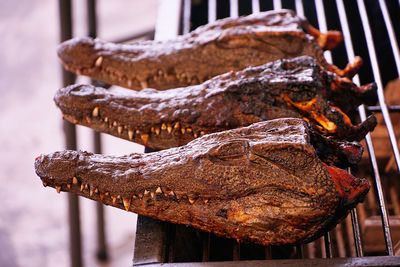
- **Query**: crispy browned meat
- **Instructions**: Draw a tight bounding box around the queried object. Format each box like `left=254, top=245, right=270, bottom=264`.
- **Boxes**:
left=34, top=118, right=369, bottom=246
left=57, top=9, right=358, bottom=91
left=54, top=56, right=376, bottom=152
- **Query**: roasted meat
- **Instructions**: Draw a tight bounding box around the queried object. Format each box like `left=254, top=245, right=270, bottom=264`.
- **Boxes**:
left=57, top=9, right=360, bottom=91
left=55, top=56, right=376, bottom=152
left=35, top=118, right=370, bottom=246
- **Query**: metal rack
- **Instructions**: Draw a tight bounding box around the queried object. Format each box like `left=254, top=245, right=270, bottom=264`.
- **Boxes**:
left=58, top=0, right=400, bottom=266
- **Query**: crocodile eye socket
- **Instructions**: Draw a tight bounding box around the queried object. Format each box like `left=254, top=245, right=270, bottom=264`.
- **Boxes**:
left=208, top=139, right=249, bottom=160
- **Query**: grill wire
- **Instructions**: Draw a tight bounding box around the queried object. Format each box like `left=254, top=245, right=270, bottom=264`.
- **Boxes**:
left=180, top=0, right=400, bottom=261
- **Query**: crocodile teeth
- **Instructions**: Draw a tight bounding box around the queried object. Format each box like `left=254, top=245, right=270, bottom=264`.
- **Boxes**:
left=94, top=56, right=103, bottom=67
left=127, top=79, right=132, bottom=87
left=90, top=188, right=94, bottom=196
left=72, top=177, right=78, bottom=184
left=92, top=107, right=99, bottom=117
left=156, top=187, right=162, bottom=194
left=117, top=126, right=123, bottom=134
left=144, top=190, right=150, bottom=196
left=174, top=122, right=180, bottom=130
left=56, top=186, right=61, bottom=194
left=43, top=182, right=47, bottom=187
left=67, top=184, right=71, bottom=189
left=123, top=198, right=131, bottom=211
left=104, top=117, right=108, bottom=122
left=113, top=121, right=118, bottom=127
left=128, top=130, right=134, bottom=140
left=80, top=184, right=84, bottom=191
left=168, top=191, right=175, bottom=197
left=141, top=134, right=149, bottom=146
left=100, top=193, right=105, bottom=200
left=188, top=198, right=195, bottom=204
left=140, top=81, right=148, bottom=89
left=155, top=128, right=160, bottom=135
left=161, top=123, right=167, bottom=130
left=150, top=192, right=155, bottom=199
left=181, top=128, right=186, bottom=134
left=167, top=125, right=172, bottom=134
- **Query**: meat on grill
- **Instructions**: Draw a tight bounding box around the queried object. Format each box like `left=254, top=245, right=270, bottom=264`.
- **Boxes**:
left=34, top=118, right=370, bottom=246
left=57, top=9, right=361, bottom=91
left=54, top=56, right=376, bottom=159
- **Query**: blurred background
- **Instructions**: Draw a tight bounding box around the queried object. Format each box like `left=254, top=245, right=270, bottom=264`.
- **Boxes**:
left=0, top=1, right=157, bottom=266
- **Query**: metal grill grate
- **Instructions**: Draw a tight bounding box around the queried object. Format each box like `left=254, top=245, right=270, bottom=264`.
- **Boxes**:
left=134, top=0, right=400, bottom=264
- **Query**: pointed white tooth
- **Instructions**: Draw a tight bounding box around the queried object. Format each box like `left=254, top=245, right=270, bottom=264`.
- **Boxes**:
left=127, top=79, right=133, bottom=87
left=186, top=128, right=192, bottom=133
left=117, top=126, right=123, bottom=134
left=161, top=123, right=167, bottom=130
left=111, top=196, right=117, bottom=205
left=123, top=198, right=131, bottom=211
left=189, top=198, right=195, bottom=204
left=90, top=188, right=94, bottom=196
left=104, top=117, right=108, bottom=122
left=92, top=107, right=99, bottom=117
left=174, top=122, right=180, bottom=130
left=94, top=56, right=103, bottom=67
left=140, top=81, right=148, bottom=89
left=144, top=190, right=150, bottom=196
left=141, top=134, right=149, bottom=146
left=155, top=128, right=160, bottom=135
left=181, top=128, right=185, bottom=134
left=128, top=130, right=134, bottom=140
left=150, top=192, right=155, bottom=199
left=42, top=181, right=47, bottom=187
left=72, top=177, right=78, bottom=184
left=80, top=184, right=84, bottom=191
left=167, top=125, right=172, bottom=134
left=113, top=121, right=118, bottom=127
left=86, top=116, right=91, bottom=123
left=168, top=191, right=175, bottom=197
left=200, top=131, right=205, bottom=136
left=56, top=186, right=61, bottom=194
left=194, top=132, right=198, bottom=138
left=67, top=184, right=71, bottom=189
left=156, top=187, right=162, bottom=194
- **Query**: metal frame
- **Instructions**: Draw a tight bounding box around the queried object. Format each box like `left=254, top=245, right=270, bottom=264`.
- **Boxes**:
left=57, top=0, right=400, bottom=266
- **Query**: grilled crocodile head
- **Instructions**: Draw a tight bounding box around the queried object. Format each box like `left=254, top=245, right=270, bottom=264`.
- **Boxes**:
left=54, top=57, right=377, bottom=155
left=57, top=9, right=357, bottom=91
left=34, top=118, right=369, bottom=246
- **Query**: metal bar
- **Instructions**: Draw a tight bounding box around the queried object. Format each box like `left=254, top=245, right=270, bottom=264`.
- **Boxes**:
left=59, top=1, right=82, bottom=267
left=323, top=233, right=332, bottom=258
left=345, top=215, right=356, bottom=257
left=336, top=0, right=395, bottom=256
left=273, top=0, right=282, bottom=10
left=208, top=0, right=216, bottom=23
left=350, top=208, right=364, bottom=257
left=87, top=0, right=108, bottom=261
left=367, top=105, right=400, bottom=112
left=230, top=0, right=239, bottom=18
left=295, top=245, right=303, bottom=259
left=155, top=0, right=182, bottom=40
left=379, top=0, right=400, bottom=74
left=251, top=0, right=260, bottom=13
left=182, top=0, right=192, bottom=34
left=314, top=0, right=332, bottom=63
left=357, top=0, right=400, bottom=173
left=334, top=224, right=346, bottom=258
left=294, top=0, right=304, bottom=17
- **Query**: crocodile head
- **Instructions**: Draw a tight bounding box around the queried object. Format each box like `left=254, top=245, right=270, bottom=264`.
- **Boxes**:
left=57, top=10, right=350, bottom=91
left=34, top=118, right=369, bottom=246
left=54, top=57, right=376, bottom=156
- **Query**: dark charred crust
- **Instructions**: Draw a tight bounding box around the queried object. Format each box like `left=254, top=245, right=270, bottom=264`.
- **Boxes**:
left=54, top=56, right=376, bottom=151
left=57, top=10, right=349, bottom=91
left=34, top=118, right=369, bottom=246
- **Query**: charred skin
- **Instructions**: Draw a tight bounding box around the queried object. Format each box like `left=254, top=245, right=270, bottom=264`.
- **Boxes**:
left=57, top=9, right=356, bottom=91
left=35, top=119, right=370, bottom=246
left=55, top=57, right=377, bottom=152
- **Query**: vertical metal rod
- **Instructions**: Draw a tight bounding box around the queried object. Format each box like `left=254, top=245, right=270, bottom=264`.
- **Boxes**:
left=251, top=0, right=260, bottom=13
left=336, top=0, right=394, bottom=256
left=350, top=208, right=364, bottom=257
left=229, top=0, right=239, bottom=18
left=87, top=0, right=108, bottom=261
left=294, top=0, right=304, bottom=17
left=314, top=0, right=333, bottom=62
left=201, top=233, right=210, bottom=262
left=323, top=233, right=332, bottom=258
left=378, top=0, right=400, bottom=74
left=357, top=0, right=400, bottom=173
left=232, top=242, right=240, bottom=260
left=296, top=244, right=303, bottom=259
left=208, top=0, right=216, bottom=23
left=273, top=0, right=282, bottom=10
left=59, top=1, right=82, bottom=267
left=182, top=0, right=192, bottom=34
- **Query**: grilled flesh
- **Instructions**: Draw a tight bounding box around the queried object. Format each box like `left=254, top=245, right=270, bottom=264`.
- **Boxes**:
left=55, top=57, right=377, bottom=154
left=57, top=9, right=360, bottom=91
left=35, top=118, right=370, bottom=246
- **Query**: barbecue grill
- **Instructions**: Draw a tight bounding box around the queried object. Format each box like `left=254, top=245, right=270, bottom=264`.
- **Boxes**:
left=58, top=0, right=400, bottom=266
